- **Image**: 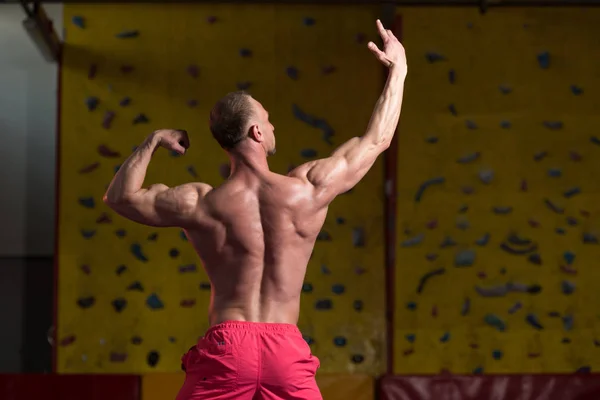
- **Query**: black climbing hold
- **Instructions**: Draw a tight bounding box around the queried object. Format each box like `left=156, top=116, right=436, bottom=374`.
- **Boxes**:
left=416, top=268, right=445, bottom=294
left=303, top=335, right=314, bottom=345
left=526, top=313, right=544, bottom=330
left=499, top=85, right=512, bottom=94
left=147, top=232, right=158, bottom=241
left=111, top=297, right=127, bottom=312
left=527, top=284, right=542, bottom=294
left=570, top=85, right=583, bottom=95
left=315, top=299, right=332, bottom=310
left=291, top=104, right=335, bottom=145
left=351, top=354, right=364, bottom=364
left=440, top=332, right=451, bottom=343
left=415, top=177, right=445, bottom=202
left=302, top=283, right=313, bottom=293
left=301, top=149, right=317, bottom=158
left=80, top=264, right=91, bottom=275
left=79, top=196, right=95, bottom=208
left=133, top=113, right=149, bottom=124
left=72, top=15, right=85, bottom=29
left=448, top=104, right=457, bottom=116
left=77, top=296, right=95, bottom=309
left=303, top=17, right=315, bottom=26
left=80, top=229, right=96, bottom=239
left=317, top=230, right=331, bottom=241
left=168, top=336, right=177, bottom=343
left=537, top=51, right=550, bottom=69
left=116, top=30, right=139, bottom=39
left=492, top=350, right=503, bottom=360
left=352, top=227, right=365, bottom=247
left=179, top=264, right=197, bottom=273
left=169, top=248, right=180, bottom=258
left=86, top=96, right=99, bottom=111
left=448, top=69, right=456, bottom=84
left=461, top=298, right=470, bottom=316
left=336, top=217, right=346, bottom=225
left=353, top=300, right=363, bottom=311
left=425, top=136, right=438, bottom=144
left=333, top=336, right=347, bottom=347
left=466, top=120, right=478, bottom=130
left=425, top=52, right=445, bottom=63
left=500, top=120, right=511, bottom=129
left=146, top=293, right=164, bottom=310
left=126, top=281, right=144, bottom=291
left=583, top=232, right=598, bottom=244
left=239, top=48, right=252, bottom=57
left=119, top=97, right=131, bottom=107
left=236, top=81, right=251, bottom=90
left=528, top=253, right=542, bottom=265
left=116, top=265, right=127, bottom=275
left=115, top=229, right=127, bottom=238
left=199, top=282, right=211, bottom=291
left=180, top=230, right=188, bottom=241
left=147, top=351, right=160, bottom=367
left=563, top=187, right=580, bottom=198
left=332, top=284, right=345, bottom=295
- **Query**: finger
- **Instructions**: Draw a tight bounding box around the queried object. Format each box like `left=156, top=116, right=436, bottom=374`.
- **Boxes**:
left=376, top=19, right=388, bottom=39
left=387, top=29, right=398, bottom=40
left=368, top=41, right=385, bottom=58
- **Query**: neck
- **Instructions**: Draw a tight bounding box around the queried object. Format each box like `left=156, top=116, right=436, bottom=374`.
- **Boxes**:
left=227, top=143, right=269, bottom=175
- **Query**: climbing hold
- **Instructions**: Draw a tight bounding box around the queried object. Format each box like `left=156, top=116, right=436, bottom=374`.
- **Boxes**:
left=456, top=217, right=469, bottom=230
left=570, top=84, right=583, bottom=95
left=563, top=187, right=580, bottom=198
left=180, top=299, right=196, bottom=308
left=405, top=334, right=416, bottom=344
left=110, top=352, right=127, bottom=363
left=199, top=282, right=211, bottom=291
left=533, top=151, right=548, bottom=161
left=543, top=121, right=563, bottom=130
left=102, top=111, right=116, bottom=129
left=126, top=281, right=143, bottom=291
left=425, top=136, right=438, bottom=144
left=440, top=332, right=451, bottom=343
left=406, top=301, right=417, bottom=311
left=456, top=152, right=480, bottom=164
left=301, top=149, right=317, bottom=158
left=563, top=251, right=576, bottom=265
left=178, top=264, right=196, bottom=273
left=292, top=104, right=334, bottom=145
left=119, top=97, right=131, bottom=107
left=526, top=313, right=544, bottom=330
left=147, top=351, right=160, bottom=367
left=81, top=229, right=96, bottom=239
left=440, top=236, right=457, bottom=248
left=130, top=243, right=148, bottom=262
left=476, top=284, right=508, bottom=297
left=569, top=151, right=582, bottom=162
left=583, top=232, right=598, bottom=244
left=401, top=233, right=424, bottom=247
left=425, top=253, right=438, bottom=261
left=458, top=204, right=469, bottom=213
left=315, top=299, right=332, bottom=310
left=116, top=265, right=127, bottom=275
left=473, top=367, right=484, bottom=374
left=591, top=137, right=600, bottom=146
left=544, top=198, right=564, bottom=214
left=321, top=65, right=336, bottom=75
left=239, top=48, right=252, bottom=57
left=528, top=253, right=542, bottom=265
left=88, top=64, right=97, bottom=79
left=492, top=206, right=512, bottom=215
left=186, top=165, right=198, bottom=178
left=303, top=17, right=316, bottom=26
left=560, top=265, right=577, bottom=275
left=98, top=145, right=120, bottom=158
left=351, top=354, right=364, bottom=364
left=576, top=366, right=591, bottom=374
left=508, top=301, right=522, bottom=314
left=455, top=249, right=475, bottom=267
left=461, top=297, right=470, bottom=316
left=353, top=300, right=363, bottom=311
left=484, top=314, right=506, bottom=331
left=492, top=350, right=503, bottom=360
left=317, top=230, right=331, bottom=241
left=336, top=217, right=346, bottom=225
left=303, top=335, right=314, bottom=345
left=206, top=15, right=217, bottom=24
left=465, top=120, right=478, bottom=130
left=448, top=104, right=458, bottom=116
left=133, top=113, right=149, bottom=124
left=78, top=196, right=95, bottom=209
left=478, top=169, right=494, bottom=184
left=425, top=52, right=445, bottom=63
left=79, top=162, right=100, bottom=174
left=120, top=65, right=134, bottom=73
left=286, top=67, right=299, bottom=80
left=85, top=96, right=99, bottom=111
left=448, top=69, right=456, bottom=84
left=528, top=219, right=540, bottom=228
left=563, top=314, right=574, bottom=331
left=332, top=284, right=345, bottom=295
left=416, top=268, right=445, bottom=294
left=547, top=168, right=562, bottom=178
left=187, top=65, right=199, bottom=78
left=111, top=297, right=127, bottom=313
left=302, top=283, right=313, bottom=293
left=556, top=228, right=567, bottom=235
left=80, top=265, right=91, bottom=275
left=537, top=51, right=550, bottom=69
left=72, top=15, right=85, bottom=29
left=415, top=176, right=445, bottom=202
left=562, top=280, right=576, bottom=295
left=146, top=293, right=164, bottom=310
left=187, top=99, right=198, bottom=108
left=168, top=336, right=177, bottom=343
left=95, top=213, right=110, bottom=224
left=500, top=120, right=511, bottom=129
left=77, top=296, right=95, bottom=309
left=236, top=81, right=252, bottom=90
left=60, top=335, right=76, bottom=347
left=355, top=32, right=366, bottom=44
left=333, top=336, right=346, bottom=347
left=320, top=264, right=331, bottom=275
left=580, top=210, right=590, bottom=218
left=498, top=85, right=512, bottom=94
left=169, top=248, right=180, bottom=258
left=116, top=30, right=139, bottom=39
left=426, top=219, right=438, bottom=229
left=352, top=227, right=365, bottom=247
left=475, top=233, right=490, bottom=246
left=520, top=179, right=528, bottom=192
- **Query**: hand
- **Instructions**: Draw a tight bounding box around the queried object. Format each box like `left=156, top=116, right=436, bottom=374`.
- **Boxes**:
left=368, top=20, right=407, bottom=73
left=154, top=129, right=190, bottom=155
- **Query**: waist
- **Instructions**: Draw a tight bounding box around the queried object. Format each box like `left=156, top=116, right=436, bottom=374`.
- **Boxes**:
left=207, top=320, right=301, bottom=335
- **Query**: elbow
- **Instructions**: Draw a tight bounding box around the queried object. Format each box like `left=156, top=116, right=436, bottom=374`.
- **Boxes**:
left=103, top=193, right=130, bottom=209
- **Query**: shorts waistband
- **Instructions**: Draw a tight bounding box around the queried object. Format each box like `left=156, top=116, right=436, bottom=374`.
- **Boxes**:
left=206, top=320, right=300, bottom=335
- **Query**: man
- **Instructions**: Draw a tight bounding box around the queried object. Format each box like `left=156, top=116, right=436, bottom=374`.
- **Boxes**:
left=104, top=19, right=406, bottom=400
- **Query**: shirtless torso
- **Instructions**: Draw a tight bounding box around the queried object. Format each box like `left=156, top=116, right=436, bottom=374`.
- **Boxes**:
left=104, top=19, right=406, bottom=400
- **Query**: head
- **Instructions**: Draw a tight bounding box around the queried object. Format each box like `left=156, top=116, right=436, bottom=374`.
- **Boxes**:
left=209, top=91, right=276, bottom=156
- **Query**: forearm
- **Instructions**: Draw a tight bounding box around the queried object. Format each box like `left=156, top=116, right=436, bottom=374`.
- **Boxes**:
left=364, top=67, right=405, bottom=146
left=104, top=133, right=160, bottom=204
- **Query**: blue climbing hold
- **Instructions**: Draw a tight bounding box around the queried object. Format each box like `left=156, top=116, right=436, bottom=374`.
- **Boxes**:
left=401, top=233, right=424, bottom=247
left=333, top=336, right=347, bottom=347
left=302, top=283, right=313, bottom=293
left=484, top=313, right=506, bottom=331
left=526, top=313, right=544, bottom=330
left=79, top=196, right=95, bottom=208
left=353, top=300, right=363, bottom=311
left=315, top=299, right=332, bottom=310
left=292, top=104, right=335, bottom=145
left=583, top=232, right=598, bottom=244
left=440, top=332, right=451, bottom=343
left=563, top=251, right=576, bottom=265
left=336, top=217, right=346, bottom=225
left=448, top=104, right=458, bottom=116
left=465, top=120, right=478, bottom=130
left=498, top=85, right=512, bottom=94
left=146, top=293, right=164, bottom=310
left=303, top=335, right=314, bottom=345
left=130, top=243, right=149, bottom=262
left=352, top=227, right=365, bottom=247
left=457, top=152, right=480, bottom=164
left=548, top=168, right=562, bottom=178
left=320, top=264, right=331, bottom=275
left=474, top=233, right=490, bottom=246
left=591, top=137, right=600, bottom=146
left=448, top=69, right=456, bottom=84
left=455, top=249, right=476, bottom=267
left=425, top=52, right=445, bottom=63
left=119, top=97, right=131, bottom=107
left=406, top=301, right=417, bottom=311
left=415, top=177, right=445, bottom=202
left=492, top=350, right=503, bottom=360
left=461, top=297, right=471, bottom=316
left=537, top=51, right=550, bottom=69
left=478, top=169, right=494, bottom=184
left=492, top=206, right=512, bottom=215
left=563, top=314, right=574, bottom=331
left=178, top=264, right=196, bottom=273
left=72, top=16, right=85, bottom=29
left=571, top=85, right=583, bottom=95
left=425, top=136, right=438, bottom=144
left=562, top=280, right=576, bottom=295
left=169, top=248, right=179, bottom=258
left=563, top=187, right=580, bottom=198
left=187, top=166, right=197, bottom=178
left=286, top=67, right=299, bottom=80
left=301, top=149, right=317, bottom=158
left=332, top=284, right=345, bottom=295
left=86, top=96, right=99, bottom=111
left=500, top=120, right=511, bottom=129
left=303, top=17, right=316, bottom=26
left=81, top=229, right=96, bottom=239
left=440, top=236, right=457, bottom=248
left=405, top=334, right=416, bottom=343
left=473, top=366, right=484, bottom=374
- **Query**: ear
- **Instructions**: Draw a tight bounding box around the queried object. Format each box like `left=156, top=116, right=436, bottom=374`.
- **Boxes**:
left=248, top=124, right=263, bottom=143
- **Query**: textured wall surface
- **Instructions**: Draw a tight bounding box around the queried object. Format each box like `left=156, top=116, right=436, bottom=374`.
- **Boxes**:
left=57, top=4, right=386, bottom=374
left=394, top=7, right=600, bottom=374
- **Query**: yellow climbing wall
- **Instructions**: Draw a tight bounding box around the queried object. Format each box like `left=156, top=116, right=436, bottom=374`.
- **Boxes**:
left=394, top=7, right=600, bottom=374
left=57, top=4, right=385, bottom=374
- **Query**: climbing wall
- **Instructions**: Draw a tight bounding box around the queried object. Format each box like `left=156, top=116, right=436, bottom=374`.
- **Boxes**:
left=57, top=4, right=385, bottom=374
left=394, top=8, right=600, bottom=374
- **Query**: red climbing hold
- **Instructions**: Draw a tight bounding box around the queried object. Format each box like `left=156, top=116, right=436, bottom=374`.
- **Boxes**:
left=78, top=162, right=100, bottom=174
left=98, top=145, right=121, bottom=158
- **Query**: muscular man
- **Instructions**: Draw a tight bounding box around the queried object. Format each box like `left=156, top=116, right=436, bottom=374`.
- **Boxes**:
left=104, top=20, right=406, bottom=400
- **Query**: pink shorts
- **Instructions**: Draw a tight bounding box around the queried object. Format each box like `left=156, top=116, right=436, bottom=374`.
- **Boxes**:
left=176, top=321, right=322, bottom=400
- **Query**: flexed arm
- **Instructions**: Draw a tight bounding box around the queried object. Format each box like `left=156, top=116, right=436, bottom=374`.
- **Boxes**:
left=104, top=129, right=212, bottom=227
left=290, top=20, right=407, bottom=206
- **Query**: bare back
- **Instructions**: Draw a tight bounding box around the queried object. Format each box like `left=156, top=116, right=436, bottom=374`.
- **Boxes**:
left=185, top=172, right=327, bottom=325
